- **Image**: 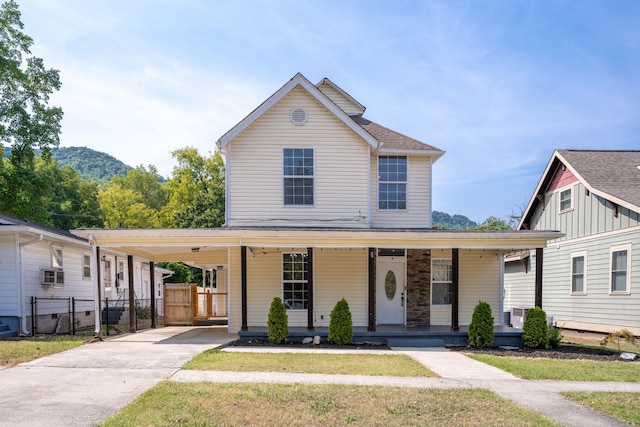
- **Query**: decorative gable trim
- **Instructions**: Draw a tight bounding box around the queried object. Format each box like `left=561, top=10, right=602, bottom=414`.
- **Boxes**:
left=316, top=77, right=366, bottom=115
left=216, top=72, right=380, bottom=151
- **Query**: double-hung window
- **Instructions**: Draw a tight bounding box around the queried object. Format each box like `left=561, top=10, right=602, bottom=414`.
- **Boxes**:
left=570, top=252, right=586, bottom=294
left=282, top=253, right=309, bottom=310
left=283, top=148, right=314, bottom=206
left=378, top=156, right=407, bottom=210
left=559, top=188, right=572, bottom=212
left=51, top=246, right=63, bottom=269
left=610, top=244, right=631, bottom=294
left=82, top=254, right=91, bottom=279
left=431, top=259, right=452, bottom=305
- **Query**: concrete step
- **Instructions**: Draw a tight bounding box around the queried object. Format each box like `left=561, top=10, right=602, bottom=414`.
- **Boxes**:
left=0, top=325, right=18, bottom=339
left=0, top=324, right=9, bottom=332
left=196, top=319, right=227, bottom=326
left=387, top=337, right=445, bottom=347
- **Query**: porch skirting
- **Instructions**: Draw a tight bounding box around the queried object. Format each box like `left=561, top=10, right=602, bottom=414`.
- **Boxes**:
left=237, top=325, right=523, bottom=347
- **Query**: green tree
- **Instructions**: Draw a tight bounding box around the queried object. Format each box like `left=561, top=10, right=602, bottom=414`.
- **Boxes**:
left=98, top=184, right=158, bottom=228
left=267, top=297, right=289, bottom=344
left=468, top=216, right=513, bottom=231
left=468, top=301, right=494, bottom=348
left=328, top=298, right=353, bottom=345
left=0, top=0, right=63, bottom=166
left=161, top=147, right=225, bottom=228
left=111, top=165, right=167, bottom=211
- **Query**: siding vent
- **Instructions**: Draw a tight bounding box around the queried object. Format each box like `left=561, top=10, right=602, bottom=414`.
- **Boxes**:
left=290, top=107, right=308, bottom=125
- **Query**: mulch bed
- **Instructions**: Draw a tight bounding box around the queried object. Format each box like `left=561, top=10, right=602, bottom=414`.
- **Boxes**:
left=227, top=339, right=389, bottom=350
left=449, top=344, right=634, bottom=361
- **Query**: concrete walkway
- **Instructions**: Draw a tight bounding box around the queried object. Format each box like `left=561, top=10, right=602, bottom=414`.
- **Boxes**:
left=1, top=327, right=638, bottom=427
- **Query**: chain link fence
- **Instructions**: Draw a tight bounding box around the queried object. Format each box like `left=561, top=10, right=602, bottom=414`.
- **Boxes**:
left=30, top=295, right=164, bottom=336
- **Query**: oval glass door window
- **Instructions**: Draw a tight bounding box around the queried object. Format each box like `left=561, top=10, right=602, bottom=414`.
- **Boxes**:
left=384, top=270, right=397, bottom=300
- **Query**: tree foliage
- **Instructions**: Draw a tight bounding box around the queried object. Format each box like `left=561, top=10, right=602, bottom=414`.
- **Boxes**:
left=328, top=298, right=353, bottom=345
left=50, top=146, right=132, bottom=182
left=0, top=0, right=63, bottom=166
left=267, top=297, right=289, bottom=344
left=161, top=147, right=225, bottom=228
left=522, top=307, right=549, bottom=349
left=432, top=211, right=477, bottom=230
left=468, top=301, right=494, bottom=348
left=468, top=216, right=513, bottom=231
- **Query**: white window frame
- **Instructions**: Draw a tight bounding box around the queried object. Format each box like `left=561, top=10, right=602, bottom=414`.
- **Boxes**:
left=104, top=259, right=112, bottom=291
left=431, top=258, right=452, bottom=306
left=609, top=244, right=631, bottom=295
left=51, top=246, right=63, bottom=269
left=559, top=187, right=573, bottom=213
left=282, top=148, right=315, bottom=207
left=82, top=253, right=92, bottom=280
left=570, top=251, right=587, bottom=295
left=282, top=252, right=309, bottom=310
left=378, top=155, right=408, bottom=211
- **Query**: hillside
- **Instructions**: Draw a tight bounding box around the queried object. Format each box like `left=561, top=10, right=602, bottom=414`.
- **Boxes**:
left=50, top=146, right=132, bottom=181
left=432, top=211, right=477, bottom=230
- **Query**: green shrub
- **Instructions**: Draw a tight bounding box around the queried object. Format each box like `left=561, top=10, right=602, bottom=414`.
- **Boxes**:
left=547, top=326, right=563, bottom=348
left=522, top=307, right=549, bottom=349
left=267, top=297, right=288, bottom=344
left=328, top=298, right=353, bottom=345
left=468, top=301, right=494, bottom=348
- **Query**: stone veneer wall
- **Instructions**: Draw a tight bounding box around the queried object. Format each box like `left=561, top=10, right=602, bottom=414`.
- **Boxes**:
left=406, top=249, right=431, bottom=326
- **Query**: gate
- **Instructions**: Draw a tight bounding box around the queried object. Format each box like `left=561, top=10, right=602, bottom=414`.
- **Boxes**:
left=164, top=283, right=228, bottom=326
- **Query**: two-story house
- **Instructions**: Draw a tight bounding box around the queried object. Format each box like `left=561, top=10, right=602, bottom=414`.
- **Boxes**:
left=76, top=73, right=560, bottom=344
left=504, top=150, right=640, bottom=335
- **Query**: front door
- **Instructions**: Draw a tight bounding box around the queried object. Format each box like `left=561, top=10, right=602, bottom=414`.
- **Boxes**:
left=376, top=258, right=406, bottom=324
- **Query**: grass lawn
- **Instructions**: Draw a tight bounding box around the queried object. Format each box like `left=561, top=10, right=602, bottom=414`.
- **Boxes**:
left=562, top=392, right=640, bottom=426
left=0, top=335, right=87, bottom=367
left=564, top=336, right=639, bottom=355
left=468, top=354, right=640, bottom=381
left=184, top=349, right=436, bottom=377
left=100, top=382, right=559, bottom=427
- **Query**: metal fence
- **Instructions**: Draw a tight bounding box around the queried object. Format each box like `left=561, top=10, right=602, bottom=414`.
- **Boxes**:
left=30, top=295, right=164, bottom=336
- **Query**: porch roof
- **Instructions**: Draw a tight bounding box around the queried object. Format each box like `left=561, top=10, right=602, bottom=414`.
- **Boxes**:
left=73, top=227, right=562, bottom=268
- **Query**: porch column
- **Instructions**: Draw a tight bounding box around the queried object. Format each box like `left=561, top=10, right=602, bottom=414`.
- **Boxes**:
left=451, top=248, right=459, bottom=332
left=241, top=246, right=248, bottom=331
left=367, top=247, right=376, bottom=332
left=307, top=247, right=314, bottom=331
left=94, top=246, right=102, bottom=336
left=149, top=261, right=156, bottom=328
left=535, top=247, right=543, bottom=308
left=128, top=255, right=136, bottom=333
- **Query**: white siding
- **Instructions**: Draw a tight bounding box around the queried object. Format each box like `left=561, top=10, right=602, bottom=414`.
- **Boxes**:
left=503, top=258, right=536, bottom=312
left=370, top=154, right=432, bottom=228
left=228, top=247, right=368, bottom=332
left=228, top=86, right=370, bottom=228
left=459, top=251, right=501, bottom=326
left=316, top=83, right=364, bottom=115
left=0, top=235, right=19, bottom=316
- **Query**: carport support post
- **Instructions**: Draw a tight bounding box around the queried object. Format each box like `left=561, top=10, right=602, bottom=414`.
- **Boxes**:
left=307, top=247, right=314, bottom=331
left=535, top=248, right=543, bottom=308
left=241, top=246, right=248, bottom=331
left=451, top=248, right=459, bottom=332
left=367, top=247, right=376, bottom=332
left=128, top=255, right=136, bottom=333
left=150, top=261, right=156, bottom=328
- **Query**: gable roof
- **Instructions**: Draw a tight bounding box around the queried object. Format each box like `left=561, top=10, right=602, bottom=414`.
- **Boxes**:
left=216, top=72, right=443, bottom=158
left=316, top=77, right=365, bottom=115
left=519, top=149, right=640, bottom=229
left=0, top=213, right=88, bottom=244
left=216, top=73, right=380, bottom=150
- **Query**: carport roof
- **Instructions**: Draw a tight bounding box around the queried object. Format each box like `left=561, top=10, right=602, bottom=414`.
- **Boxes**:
left=72, top=227, right=562, bottom=263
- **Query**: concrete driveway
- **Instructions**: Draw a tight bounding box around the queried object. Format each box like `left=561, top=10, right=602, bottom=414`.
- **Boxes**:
left=0, top=326, right=237, bottom=427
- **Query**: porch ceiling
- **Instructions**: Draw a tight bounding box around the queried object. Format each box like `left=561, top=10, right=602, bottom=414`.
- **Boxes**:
left=73, top=227, right=562, bottom=265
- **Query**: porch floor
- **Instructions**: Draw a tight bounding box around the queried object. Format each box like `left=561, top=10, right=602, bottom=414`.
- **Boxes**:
left=238, top=325, right=523, bottom=347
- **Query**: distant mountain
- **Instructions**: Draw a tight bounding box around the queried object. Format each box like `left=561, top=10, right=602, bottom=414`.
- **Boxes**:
left=432, top=211, right=478, bottom=230
left=50, top=146, right=132, bottom=181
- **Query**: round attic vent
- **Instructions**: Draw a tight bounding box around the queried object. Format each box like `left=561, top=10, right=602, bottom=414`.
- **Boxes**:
left=290, top=107, right=308, bottom=125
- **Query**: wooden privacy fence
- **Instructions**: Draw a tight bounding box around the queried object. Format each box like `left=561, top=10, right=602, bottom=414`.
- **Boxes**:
left=164, top=283, right=229, bottom=326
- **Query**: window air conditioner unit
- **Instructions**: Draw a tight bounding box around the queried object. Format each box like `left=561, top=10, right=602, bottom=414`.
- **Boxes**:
left=41, top=269, right=64, bottom=287
left=510, top=307, right=530, bottom=329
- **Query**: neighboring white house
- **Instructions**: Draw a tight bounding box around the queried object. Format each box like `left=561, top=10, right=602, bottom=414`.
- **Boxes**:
left=0, top=213, right=169, bottom=336
left=75, top=73, right=561, bottom=342
left=504, top=150, right=640, bottom=335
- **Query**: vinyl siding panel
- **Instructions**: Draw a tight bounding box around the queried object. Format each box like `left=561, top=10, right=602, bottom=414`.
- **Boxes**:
left=503, top=258, right=535, bottom=312
left=228, top=86, right=369, bottom=228
left=316, top=84, right=364, bottom=115
left=459, top=251, right=501, bottom=326
left=0, top=235, right=19, bottom=316
left=370, top=154, right=432, bottom=228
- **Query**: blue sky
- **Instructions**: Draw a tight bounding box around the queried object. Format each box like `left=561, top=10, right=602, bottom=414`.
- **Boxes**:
left=18, top=1, right=640, bottom=223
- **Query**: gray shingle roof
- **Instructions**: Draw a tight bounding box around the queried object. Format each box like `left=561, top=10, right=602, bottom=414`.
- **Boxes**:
left=558, top=149, right=640, bottom=209
left=351, top=115, right=442, bottom=152
left=0, top=213, right=88, bottom=242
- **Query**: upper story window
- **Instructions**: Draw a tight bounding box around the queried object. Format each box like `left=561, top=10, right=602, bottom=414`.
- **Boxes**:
left=378, top=156, right=407, bottom=210
left=283, top=148, right=314, bottom=206
left=570, top=251, right=586, bottom=294
left=559, top=188, right=572, bottom=212
left=610, top=244, right=631, bottom=294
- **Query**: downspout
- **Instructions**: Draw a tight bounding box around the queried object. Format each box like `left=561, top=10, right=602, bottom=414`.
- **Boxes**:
left=18, top=234, right=44, bottom=335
